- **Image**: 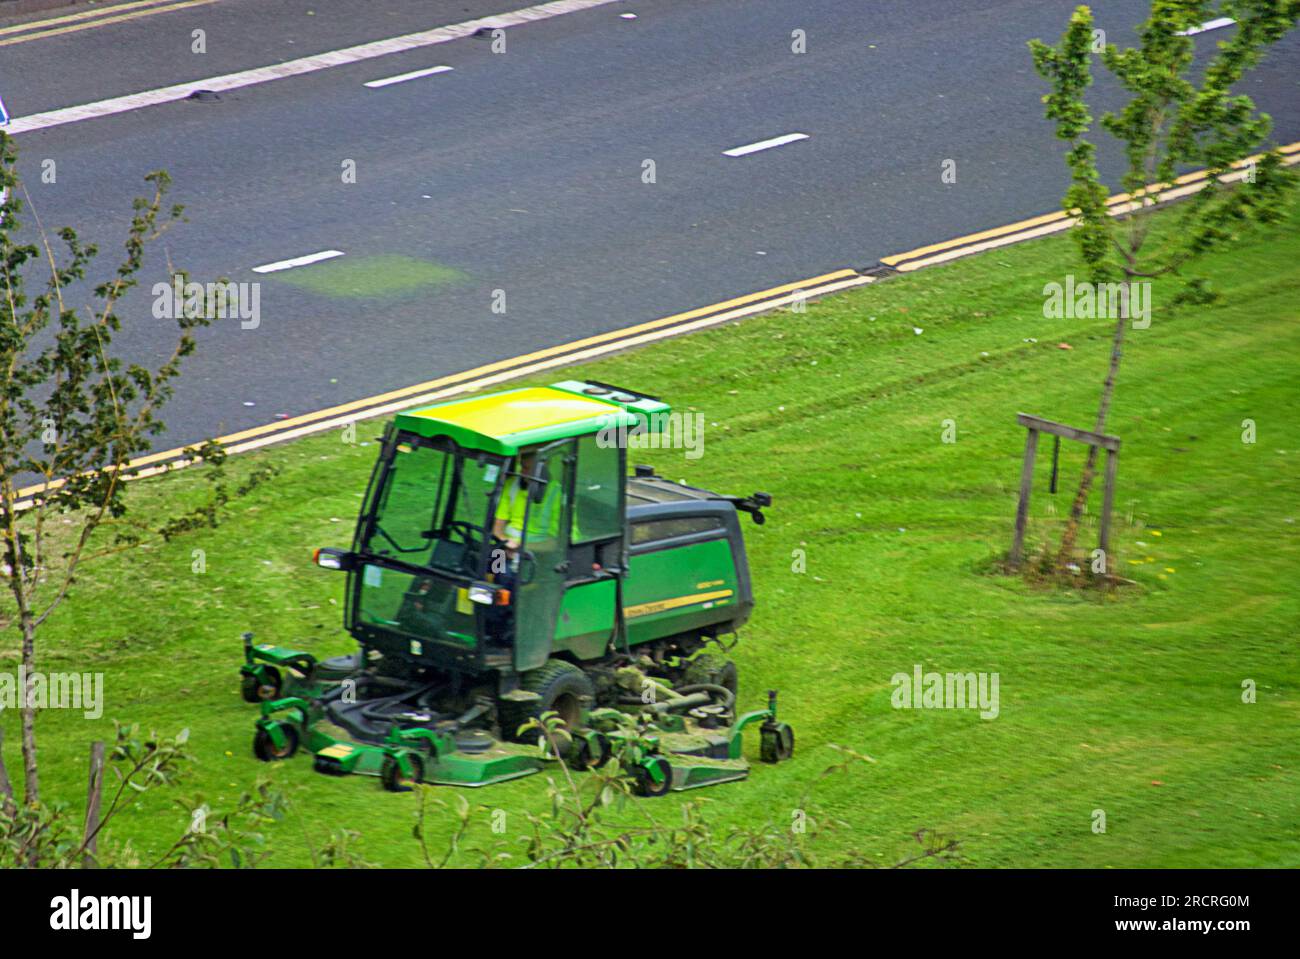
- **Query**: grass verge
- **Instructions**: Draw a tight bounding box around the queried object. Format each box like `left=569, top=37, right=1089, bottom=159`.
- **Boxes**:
left=3, top=195, right=1298, bottom=867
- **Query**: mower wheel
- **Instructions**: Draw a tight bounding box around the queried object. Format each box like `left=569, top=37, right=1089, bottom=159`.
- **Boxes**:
left=760, top=722, right=795, bottom=764
left=499, top=659, right=595, bottom=743
left=632, top=757, right=674, bottom=797
left=572, top=732, right=611, bottom=771
left=241, top=666, right=282, bottom=704
left=683, top=654, right=738, bottom=698
left=381, top=753, right=425, bottom=792
left=253, top=723, right=299, bottom=762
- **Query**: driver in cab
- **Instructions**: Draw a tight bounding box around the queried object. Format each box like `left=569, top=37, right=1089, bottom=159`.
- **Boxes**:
left=492, top=448, right=536, bottom=556
left=486, top=447, right=561, bottom=641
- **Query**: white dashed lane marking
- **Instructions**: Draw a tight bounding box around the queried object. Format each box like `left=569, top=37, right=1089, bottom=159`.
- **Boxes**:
left=3, top=0, right=622, bottom=134
left=1176, top=17, right=1235, bottom=36
left=251, top=250, right=344, bottom=274
left=723, top=133, right=810, bottom=158
left=363, top=65, right=454, bottom=88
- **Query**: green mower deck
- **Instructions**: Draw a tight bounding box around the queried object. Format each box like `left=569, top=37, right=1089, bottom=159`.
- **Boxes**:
left=245, top=644, right=793, bottom=795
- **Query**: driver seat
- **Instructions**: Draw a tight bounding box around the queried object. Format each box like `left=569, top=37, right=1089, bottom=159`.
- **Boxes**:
left=431, top=536, right=470, bottom=572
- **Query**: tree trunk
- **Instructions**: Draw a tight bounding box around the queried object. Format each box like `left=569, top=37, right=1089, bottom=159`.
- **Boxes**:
left=1055, top=280, right=1130, bottom=572
left=20, top=614, right=39, bottom=806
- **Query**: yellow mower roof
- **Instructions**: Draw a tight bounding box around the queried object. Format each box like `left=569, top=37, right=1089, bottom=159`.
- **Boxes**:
left=395, top=380, right=670, bottom=455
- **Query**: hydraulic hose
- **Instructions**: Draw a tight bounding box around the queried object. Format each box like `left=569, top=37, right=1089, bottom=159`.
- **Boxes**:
left=617, top=683, right=735, bottom=713
left=674, top=683, right=736, bottom=712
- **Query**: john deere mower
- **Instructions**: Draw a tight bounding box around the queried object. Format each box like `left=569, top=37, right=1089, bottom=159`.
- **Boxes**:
left=239, top=380, right=793, bottom=795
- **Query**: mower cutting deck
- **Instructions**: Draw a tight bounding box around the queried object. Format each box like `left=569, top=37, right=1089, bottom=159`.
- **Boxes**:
left=247, top=651, right=791, bottom=793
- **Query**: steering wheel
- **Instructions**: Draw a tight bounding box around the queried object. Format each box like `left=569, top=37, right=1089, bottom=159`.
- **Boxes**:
left=438, top=520, right=485, bottom=575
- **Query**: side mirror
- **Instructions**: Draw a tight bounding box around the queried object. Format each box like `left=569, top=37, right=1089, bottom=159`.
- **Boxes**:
left=314, top=547, right=356, bottom=571
left=528, top=460, right=550, bottom=504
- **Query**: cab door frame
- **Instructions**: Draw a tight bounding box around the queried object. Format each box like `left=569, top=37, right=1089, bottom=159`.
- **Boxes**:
left=512, top=438, right=575, bottom=671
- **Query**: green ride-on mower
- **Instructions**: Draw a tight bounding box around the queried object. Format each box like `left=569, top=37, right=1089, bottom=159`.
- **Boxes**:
left=238, top=379, right=794, bottom=795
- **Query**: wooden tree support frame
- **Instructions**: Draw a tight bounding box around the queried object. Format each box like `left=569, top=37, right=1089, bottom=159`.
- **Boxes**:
left=1010, top=413, right=1121, bottom=570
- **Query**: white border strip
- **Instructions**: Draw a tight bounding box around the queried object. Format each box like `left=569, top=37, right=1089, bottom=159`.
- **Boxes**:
left=363, top=65, right=454, bottom=88
left=723, top=133, right=809, bottom=157
left=4, top=0, right=622, bottom=135
left=252, top=249, right=344, bottom=273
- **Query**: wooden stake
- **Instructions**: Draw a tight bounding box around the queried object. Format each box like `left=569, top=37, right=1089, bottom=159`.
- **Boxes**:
left=0, top=727, right=15, bottom=817
left=1099, top=448, right=1119, bottom=569
left=82, top=741, right=105, bottom=868
left=1011, top=413, right=1120, bottom=573
left=1010, top=428, right=1040, bottom=569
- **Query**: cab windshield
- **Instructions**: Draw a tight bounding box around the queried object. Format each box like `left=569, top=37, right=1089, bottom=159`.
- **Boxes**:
left=360, top=435, right=505, bottom=578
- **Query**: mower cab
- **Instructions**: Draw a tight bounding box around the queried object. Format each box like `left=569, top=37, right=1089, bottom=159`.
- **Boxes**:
left=334, top=379, right=661, bottom=674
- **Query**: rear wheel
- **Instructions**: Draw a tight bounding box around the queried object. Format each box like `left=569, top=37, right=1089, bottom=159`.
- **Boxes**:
left=760, top=723, right=795, bottom=763
left=253, top=724, right=298, bottom=761
left=632, top=757, right=674, bottom=797
left=499, top=659, right=595, bottom=743
left=381, top=752, right=425, bottom=792
left=241, top=666, right=282, bottom=704
left=572, top=733, right=611, bottom=771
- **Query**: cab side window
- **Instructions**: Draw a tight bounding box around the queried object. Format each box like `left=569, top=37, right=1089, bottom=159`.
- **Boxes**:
left=571, top=434, right=622, bottom=544
left=631, top=515, right=723, bottom=546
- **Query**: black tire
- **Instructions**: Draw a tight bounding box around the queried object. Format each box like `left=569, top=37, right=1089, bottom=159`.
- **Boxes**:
left=632, top=757, right=674, bottom=797
left=241, top=667, right=281, bottom=704
left=381, top=753, right=425, bottom=792
left=683, top=654, right=738, bottom=698
left=760, top=723, right=795, bottom=763
left=499, top=659, right=595, bottom=743
left=572, top=733, right=611, bottom=771
left=253, top=724, right=298, bottom=761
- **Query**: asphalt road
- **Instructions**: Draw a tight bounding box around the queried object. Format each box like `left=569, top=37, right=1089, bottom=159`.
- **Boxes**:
left=3, top=0, right=1298, bottom=448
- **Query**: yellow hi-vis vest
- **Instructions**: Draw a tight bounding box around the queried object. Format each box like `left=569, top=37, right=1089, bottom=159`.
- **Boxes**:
left=496, top=478, right=528, bottom=541
left=495, top=475, right=562, bottom=543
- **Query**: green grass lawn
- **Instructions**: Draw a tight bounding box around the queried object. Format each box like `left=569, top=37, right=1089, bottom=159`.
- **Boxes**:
left=4, top=196, right=1298, bottom=868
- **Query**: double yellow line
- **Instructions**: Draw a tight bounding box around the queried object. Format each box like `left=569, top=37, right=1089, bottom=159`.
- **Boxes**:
left=882, top=141, right=1300, bottom=271
left=0, top=0, right=219, bottom=48
left=9, top=268, right=868, bottom=506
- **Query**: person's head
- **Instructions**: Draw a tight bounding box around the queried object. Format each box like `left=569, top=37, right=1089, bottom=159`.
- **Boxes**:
left=518, top=449, right=538, bottom=475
